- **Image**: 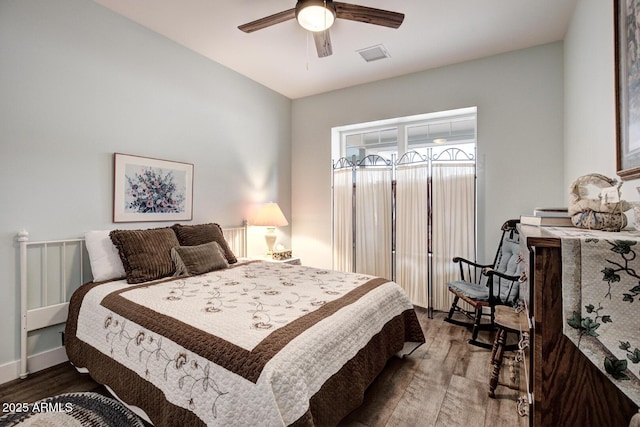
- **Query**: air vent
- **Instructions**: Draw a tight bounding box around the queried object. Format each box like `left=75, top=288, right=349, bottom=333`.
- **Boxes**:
left=357, top=45, right=390, bottom=62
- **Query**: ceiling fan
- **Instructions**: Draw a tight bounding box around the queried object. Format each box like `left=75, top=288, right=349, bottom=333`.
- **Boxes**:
left=237, top=0, right=405, bottom=58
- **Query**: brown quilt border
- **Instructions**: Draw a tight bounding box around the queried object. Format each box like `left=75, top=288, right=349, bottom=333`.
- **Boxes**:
left=100, top=276, right=390, bottom=383
left=291, top=308, right=424, bottom=426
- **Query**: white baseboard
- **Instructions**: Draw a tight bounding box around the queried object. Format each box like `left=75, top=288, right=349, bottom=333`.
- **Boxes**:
left=0, top=346, right=68, bottom=385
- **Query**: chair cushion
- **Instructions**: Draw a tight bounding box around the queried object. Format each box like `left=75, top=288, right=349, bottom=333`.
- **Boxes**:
left=447, top=280, right=490, bottom=301
left=496, top=236, right=520, bottom=276
left=493, top=276, right=520, bottom=304
left=492, top=235, right=521, bottom=303
left=448, top=230, right=522, bottom=306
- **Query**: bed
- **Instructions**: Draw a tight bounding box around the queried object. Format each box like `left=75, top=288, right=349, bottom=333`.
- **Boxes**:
left=23, top=223, right=425, bottom=426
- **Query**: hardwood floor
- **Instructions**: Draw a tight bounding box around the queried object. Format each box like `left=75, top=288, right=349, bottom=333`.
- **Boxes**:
left=0, top=363, right=103, bottom=405
left=339, top=308, right=527, bottom=427
left=0, top=309, right=527, bottom=426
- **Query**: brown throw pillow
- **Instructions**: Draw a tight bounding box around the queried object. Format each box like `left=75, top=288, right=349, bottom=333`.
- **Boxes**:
left=171, top=241, right=229, bottom=276
left=171, top=223, right=237, bottom=264
left=109, top=227, right=180, bottom=284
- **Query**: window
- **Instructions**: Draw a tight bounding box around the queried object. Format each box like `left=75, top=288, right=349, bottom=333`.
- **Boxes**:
left=334, top=107, right=476, bottom=163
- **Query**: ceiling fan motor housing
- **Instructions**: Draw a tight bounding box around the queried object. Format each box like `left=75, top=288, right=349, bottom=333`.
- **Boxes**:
left=295, top=0, right=337, bottom=32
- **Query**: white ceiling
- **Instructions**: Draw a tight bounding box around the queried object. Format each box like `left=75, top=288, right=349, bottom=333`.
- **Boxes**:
left=93, top=0, right=578, bottom=99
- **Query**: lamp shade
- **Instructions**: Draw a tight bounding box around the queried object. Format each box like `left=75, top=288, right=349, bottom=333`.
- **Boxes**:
left=295, top=0, right=336, bottom=32
left=252, top=202, right=289, bottom=227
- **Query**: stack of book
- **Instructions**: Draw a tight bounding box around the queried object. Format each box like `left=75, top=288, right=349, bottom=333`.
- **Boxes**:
left=520, top=207, right=573, bottom=227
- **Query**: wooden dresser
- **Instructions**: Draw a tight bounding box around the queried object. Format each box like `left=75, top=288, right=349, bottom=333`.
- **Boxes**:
left=518, top=224, right=638, bottom=427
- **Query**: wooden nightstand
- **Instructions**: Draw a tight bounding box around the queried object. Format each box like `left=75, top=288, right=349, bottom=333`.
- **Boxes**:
left=254, top=256, right=301, bottom=265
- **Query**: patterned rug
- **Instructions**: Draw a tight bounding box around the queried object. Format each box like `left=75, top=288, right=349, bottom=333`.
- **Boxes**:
left=0, top=392, right=145, bottom=426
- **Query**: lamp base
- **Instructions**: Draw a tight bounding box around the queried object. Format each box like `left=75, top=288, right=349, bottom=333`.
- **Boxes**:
left=264, top=227, right=277, bottom=255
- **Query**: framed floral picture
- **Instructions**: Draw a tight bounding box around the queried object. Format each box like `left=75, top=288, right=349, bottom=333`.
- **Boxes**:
left=113, top=153, right=193, bottom=222
left=615, top=0, right=640, bottom=180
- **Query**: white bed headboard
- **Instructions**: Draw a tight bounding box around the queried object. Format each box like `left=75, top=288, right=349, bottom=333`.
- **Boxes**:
left=18, top=223, right=247, bottom=379
left=218, top=224, right=248, bottom=259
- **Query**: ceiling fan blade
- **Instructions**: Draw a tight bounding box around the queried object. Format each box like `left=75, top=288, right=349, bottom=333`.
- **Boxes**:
left=314, top=30, right=333, bottom=58
left=238, top=8, right=296, bottom=33
left=334, top=2, right=404, bottom=29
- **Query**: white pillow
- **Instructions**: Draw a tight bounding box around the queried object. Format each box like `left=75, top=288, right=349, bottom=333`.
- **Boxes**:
left=85, top=230, right=126, bottom=282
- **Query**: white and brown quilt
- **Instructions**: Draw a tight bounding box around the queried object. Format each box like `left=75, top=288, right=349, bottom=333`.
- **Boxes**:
left=65, top=261, right=425, bottom=426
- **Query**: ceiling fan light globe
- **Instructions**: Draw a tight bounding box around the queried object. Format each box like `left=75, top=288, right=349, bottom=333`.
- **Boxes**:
left=296, top=2, right=336, bottom=32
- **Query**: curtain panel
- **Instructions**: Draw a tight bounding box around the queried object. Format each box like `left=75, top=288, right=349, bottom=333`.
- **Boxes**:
left=332, top=150, right=475, bottom=313
left=332, top=169, right=353, bottom=272
left=395, top=164, right=430, bottom=308
left=431, top=163, right=475, bottom=311
left=354, top=168, right=392, bottom=280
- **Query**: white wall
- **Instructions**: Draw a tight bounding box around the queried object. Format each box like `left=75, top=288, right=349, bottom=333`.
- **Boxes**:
left=4, top=0, right=618, bottom=382
left=292, top=43, right=565, bottom=269
left=564, top=0, right=640, bottom=202
left=0, top=0, right=291, bottom=374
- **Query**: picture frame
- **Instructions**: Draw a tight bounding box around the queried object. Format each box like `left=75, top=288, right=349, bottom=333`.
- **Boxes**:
left=113, top=153, right=193, bottom=222
left=615, top=0, right=640, bottom=180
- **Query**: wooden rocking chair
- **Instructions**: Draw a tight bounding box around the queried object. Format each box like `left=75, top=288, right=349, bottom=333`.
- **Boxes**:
left=444, top=219, right=522, bottom=348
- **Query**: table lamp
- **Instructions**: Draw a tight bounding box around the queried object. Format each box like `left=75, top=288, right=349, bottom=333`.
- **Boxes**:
left=252, top=202, right=289, bottom=255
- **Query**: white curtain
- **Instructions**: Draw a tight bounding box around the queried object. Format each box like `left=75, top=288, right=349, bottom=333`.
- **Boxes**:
left=355, top=167, right=392, bottom=279
left=332, top=157, right=475, bottom=313
left=431, top=162, right=475, bottom=311
left=395, top=164, right=429, bottom=308
left=332, top=169, right=353, bottom=272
